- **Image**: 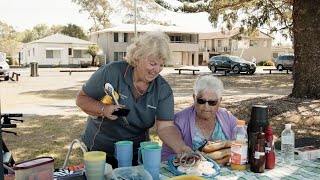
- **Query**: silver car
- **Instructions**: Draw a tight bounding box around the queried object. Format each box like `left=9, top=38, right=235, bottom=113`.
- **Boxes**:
left=275, top=54, right=294, bottom=71
left=0, top=55, right=10, bottom=81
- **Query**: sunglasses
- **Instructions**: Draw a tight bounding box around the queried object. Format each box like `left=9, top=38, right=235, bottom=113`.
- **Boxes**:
left=196, top=98, right=219, bottom=106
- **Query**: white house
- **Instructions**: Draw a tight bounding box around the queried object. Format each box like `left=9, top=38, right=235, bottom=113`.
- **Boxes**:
left=89, top=24, right=207, bottom=67
left=21, top=34, right=96, bottom=67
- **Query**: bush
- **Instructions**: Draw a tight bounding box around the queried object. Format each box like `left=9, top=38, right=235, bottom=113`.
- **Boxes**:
left=257, top=60, right=274, bottom=66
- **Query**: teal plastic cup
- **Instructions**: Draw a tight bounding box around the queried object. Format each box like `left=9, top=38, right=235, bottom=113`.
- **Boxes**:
left=138, top=144, right=162, bottom=180
left=114, top=141, right=133, bottom=167
left=84, top=151, right=106, bottom=180
left=139, top=141, right=159, bottom=163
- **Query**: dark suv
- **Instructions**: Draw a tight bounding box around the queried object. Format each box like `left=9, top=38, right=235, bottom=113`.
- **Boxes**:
left=275, top=54, right=294, bottom=71
left=208, top=55, right=256, bottom=74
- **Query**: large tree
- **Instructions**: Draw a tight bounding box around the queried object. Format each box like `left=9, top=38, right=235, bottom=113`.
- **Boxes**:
left=87, top=45, right=99, bottom=66
left=72, top=0, right=113, bottom=31
left=156, top=0, right=320, bottom=99
left=0, top=21, right=22, bottom=60
left=61, top=24, right=88, bottom=40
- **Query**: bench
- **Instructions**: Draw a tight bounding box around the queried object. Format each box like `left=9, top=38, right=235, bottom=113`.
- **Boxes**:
left=174, top=68, right=200, bottom=75
left=263, top=69, right=289, bottom=74
left=60, top=69, right=96, bottom=75
left=10, top=72, right=20, bottom=81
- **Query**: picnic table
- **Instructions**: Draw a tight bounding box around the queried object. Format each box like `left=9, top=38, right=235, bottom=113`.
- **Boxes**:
left=174, top=68, right=200, bottom=75
left=263, top=68, right=290, bottom=74
left=159, top=152, right=320, bottom=179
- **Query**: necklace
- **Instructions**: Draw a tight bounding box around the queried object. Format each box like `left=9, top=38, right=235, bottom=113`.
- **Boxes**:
left=133, top=81, right=144, bottom=96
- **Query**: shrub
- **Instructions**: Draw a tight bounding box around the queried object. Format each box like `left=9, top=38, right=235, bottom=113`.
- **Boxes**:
left=257, top=60, right=274, bottom=66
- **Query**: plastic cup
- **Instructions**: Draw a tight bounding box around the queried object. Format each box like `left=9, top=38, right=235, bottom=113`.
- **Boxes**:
left=84, top=151, right=106, bottom=180
left=114, top=141, right=133, bottom=167
left=140, top=144, right=162, bottom=180
left=139, top=141, right=159, bottom=163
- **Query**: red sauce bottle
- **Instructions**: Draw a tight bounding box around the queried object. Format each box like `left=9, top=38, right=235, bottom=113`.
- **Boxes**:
left=265, top=125, right=275, bottom=169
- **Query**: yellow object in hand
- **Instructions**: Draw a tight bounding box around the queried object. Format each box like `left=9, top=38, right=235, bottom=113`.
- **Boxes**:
left=100, top=91, right=119, bottom=104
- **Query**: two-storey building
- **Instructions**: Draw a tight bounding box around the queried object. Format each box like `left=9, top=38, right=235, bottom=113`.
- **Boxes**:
left=89, top=24, right=201, bottom=67
left=199, top=29, right=273, bottom=64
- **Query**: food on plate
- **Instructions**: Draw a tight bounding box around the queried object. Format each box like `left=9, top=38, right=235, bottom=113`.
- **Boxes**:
left=206, top=148, right=231, bottom=160
left=203, top=141, right=231, bottom=153
left=203, top=141, right=231, bottom=166
left=214, top=155, right=231, bottom=165
left=172, top=152, right=217, bottom=177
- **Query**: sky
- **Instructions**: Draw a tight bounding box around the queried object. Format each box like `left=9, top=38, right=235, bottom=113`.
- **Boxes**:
left=0, top=0, right=91, bottom=31
left=0, top=0, right=291, bottom=45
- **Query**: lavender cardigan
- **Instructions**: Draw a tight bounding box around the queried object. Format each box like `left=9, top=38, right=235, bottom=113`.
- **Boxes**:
left=161, top=105, right=238, bottom=161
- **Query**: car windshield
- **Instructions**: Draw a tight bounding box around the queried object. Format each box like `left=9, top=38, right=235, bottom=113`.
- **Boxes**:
left=230, top=56, right=245, bottom=62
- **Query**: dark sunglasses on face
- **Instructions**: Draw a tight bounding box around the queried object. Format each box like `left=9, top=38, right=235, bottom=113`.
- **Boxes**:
left=196, top=98, right=219, bottom=106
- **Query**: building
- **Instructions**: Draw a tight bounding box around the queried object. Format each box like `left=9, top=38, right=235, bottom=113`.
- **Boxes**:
left=199, top=29, right=273, bottom=64
left=21, top=34, right=96, bottom=67
left=89, top=24, right=203, bottom=67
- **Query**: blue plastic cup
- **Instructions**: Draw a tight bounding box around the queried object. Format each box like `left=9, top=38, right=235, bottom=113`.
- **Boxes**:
left=114, top=141, right=133, bottom=167
left=84, top=151, right=106, bottom=180
left=139, top=144, right=162, bottom=180
left=139, top=141, right=159, bottom=163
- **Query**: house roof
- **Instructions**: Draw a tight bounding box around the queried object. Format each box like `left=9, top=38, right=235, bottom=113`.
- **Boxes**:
left=28, top=34, right=94, bottom=45
left=90, top=23, right=212, bottom=35
left=199, top=28, right=273, bottom=40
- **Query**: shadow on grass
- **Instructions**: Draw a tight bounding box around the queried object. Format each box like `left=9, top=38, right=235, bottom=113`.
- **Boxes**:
left=2, top=114, right=87, bottom=168
left=20, top=80, right=87, bottom=100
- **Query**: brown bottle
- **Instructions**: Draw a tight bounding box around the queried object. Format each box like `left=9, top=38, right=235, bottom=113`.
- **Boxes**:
left=250, top=127, right=266, bottom=173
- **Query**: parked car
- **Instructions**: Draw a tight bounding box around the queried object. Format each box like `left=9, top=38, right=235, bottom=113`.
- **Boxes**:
left=0, top=55, right=10, bottom=81
left=208, top=55, right=256, bottom=74
left=275, top=54, right=294, bottom=71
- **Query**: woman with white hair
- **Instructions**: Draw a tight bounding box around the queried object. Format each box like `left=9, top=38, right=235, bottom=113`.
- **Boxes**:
left=161, top=75, right=238, bottom=161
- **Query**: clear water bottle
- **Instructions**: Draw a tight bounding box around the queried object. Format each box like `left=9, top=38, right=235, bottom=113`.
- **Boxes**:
left=281, top=124, right=295, bottom=164
left=231, top=120, right=248, bottom=170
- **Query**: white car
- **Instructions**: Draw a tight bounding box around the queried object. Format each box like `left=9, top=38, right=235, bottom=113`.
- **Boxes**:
left=0, top=55, right=10, bottom=81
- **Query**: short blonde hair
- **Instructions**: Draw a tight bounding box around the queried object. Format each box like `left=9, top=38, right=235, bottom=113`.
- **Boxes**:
left=193, top=75, right=224, bottom=99
left=126, top=31, right=172, bottom=66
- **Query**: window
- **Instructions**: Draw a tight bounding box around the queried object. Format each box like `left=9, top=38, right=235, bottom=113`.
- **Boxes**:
left=33, top=48, right=35, bottom=56
left=74, top=50, right=86, bottom=58
left=114, top=33, right=118, bottom=42
left=46, top=50, right=61, bottom=58
left=273, top=53, right=278, bottom=58
left=114, top=52, right=127, bottom=61
left=218, top=40, right=222, bottom=47
left=114, top=33, right=128, bottom=42
left=204, top=41, right=207, bottom=48
left=46, top=50, right=53, bottom=58
left=68, top=48, right=72, bottom=56
left=250, top=40, right=258, bottom=47
left=229, top=39, right=232, bottom=47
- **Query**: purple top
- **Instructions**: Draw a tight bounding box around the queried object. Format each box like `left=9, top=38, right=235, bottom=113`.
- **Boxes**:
left=161, top=105, right=238, bottom=161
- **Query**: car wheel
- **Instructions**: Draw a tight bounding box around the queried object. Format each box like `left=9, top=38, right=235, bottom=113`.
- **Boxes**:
left=249, top=70, right=255, bottom=74
left=277, top=64, right=284, bottom=71
left=210, top=65, right=216, bottom=73
left=232, top=65, right=240, bottom=74
left=4, top=76, right=9, bottom=81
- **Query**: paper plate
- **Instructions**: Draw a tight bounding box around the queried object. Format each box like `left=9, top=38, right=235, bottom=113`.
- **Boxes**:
left=167, top=155, right=221, bottom=178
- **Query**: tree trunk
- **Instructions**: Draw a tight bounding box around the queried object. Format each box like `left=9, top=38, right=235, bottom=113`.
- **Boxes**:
left=291, top=0, right=320, bottom=99
left=91, top=55, right=96, bottom=66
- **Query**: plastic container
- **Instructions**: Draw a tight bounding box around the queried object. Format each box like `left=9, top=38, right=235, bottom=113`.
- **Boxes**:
left=168, top=175, right=207, bottom=180
left=281, top=124, right=295, bottom=164
left=112, top=166, right=152, bottom=180
left=230, top=120, right=248, bottom=170
left=13, top=157, right=54, bottom=180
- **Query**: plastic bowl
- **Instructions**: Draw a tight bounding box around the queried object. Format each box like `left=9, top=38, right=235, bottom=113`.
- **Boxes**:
left=112, top=166, right=152, bottom=180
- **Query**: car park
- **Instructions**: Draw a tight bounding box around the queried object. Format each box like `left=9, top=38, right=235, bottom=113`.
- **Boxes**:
left=0, top=54, right=10, bottom=81
left=208, top=55, right=256, bottom=74
left=275, top=54, right=294, bottom=71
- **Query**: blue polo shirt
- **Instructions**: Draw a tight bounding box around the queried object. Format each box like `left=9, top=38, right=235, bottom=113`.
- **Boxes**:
left=82, top=61, right=174, bottom=156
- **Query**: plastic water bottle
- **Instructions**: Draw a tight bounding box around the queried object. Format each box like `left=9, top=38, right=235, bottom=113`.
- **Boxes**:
left=281, top=124, right=295, bottom=164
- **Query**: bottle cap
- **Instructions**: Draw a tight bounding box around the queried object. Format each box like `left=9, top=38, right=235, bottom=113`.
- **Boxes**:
left=285, top=124, right=291, bottom=129
left=237, top=120, right=245, bottom=126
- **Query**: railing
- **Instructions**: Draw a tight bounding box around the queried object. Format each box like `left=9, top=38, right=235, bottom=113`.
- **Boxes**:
left=199, top=46, right=237, bottom=53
